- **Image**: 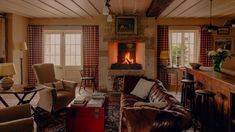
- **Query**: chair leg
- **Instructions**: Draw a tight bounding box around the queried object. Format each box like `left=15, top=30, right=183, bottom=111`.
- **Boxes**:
left=92, top=79, right=96, bottom=92
left=79, top=80, right=84, bottom=94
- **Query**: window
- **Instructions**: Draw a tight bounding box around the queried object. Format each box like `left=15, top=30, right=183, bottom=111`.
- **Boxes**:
left=43, top=30, right=82, bottom=66
left=169, top=28, right=199, bottom=66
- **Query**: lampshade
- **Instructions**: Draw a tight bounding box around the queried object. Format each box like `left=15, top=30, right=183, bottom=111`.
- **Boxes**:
left=0, top=63, right=16, bottom=76
left=16, top=42, right=28, bottom=51
left=160, top=51, right=169, bottom=60
left=107, top=14, right=112, bottom=22
left=102, top=5, right=109, bottom=15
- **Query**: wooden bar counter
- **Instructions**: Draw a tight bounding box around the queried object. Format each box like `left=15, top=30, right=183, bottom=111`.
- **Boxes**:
left=186, top=67, right=235, bottom=131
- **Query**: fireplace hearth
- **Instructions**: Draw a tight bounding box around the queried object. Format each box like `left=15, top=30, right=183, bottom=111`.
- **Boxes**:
left=110, top=43, right=142, bottom=69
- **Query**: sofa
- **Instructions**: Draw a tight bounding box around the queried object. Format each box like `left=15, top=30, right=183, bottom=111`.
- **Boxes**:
left=119, top=76, right=192, bottom=132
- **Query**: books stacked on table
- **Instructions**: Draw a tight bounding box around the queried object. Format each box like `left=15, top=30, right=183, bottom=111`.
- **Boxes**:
left=91, top=92, right=106, bottom=99
left=86, top=92, right=106, bottom=107
left=86, top=98, right=104, bottom=107
left=72, top=96, right=87, bottom=106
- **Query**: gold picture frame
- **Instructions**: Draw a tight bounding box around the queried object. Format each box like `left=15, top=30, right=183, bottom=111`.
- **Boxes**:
left=116, top=16, right=137, bottom=35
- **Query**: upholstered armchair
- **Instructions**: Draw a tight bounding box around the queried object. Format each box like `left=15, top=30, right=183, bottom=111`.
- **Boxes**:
left=0, top=104, right=35, bottom=132
left=32, top=63, right=78, bottom=112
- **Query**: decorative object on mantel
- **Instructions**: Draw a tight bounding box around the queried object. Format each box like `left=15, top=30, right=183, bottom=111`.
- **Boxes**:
left=0, top=63, right=16, bottom=90
left=217, top=27, right=230, bottom=35
left=208, top=48, right=234, bottom=72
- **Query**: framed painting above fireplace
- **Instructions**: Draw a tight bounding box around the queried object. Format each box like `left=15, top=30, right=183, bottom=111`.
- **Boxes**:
left=116, top=16, right=137, bottom=35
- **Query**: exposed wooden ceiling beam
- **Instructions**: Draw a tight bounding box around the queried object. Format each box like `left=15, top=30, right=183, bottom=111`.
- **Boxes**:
left=146, top=0, right=174, bottom=18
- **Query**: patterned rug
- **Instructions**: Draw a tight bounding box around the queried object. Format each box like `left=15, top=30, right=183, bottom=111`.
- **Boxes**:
left=35, top=101, right=120, bottom=132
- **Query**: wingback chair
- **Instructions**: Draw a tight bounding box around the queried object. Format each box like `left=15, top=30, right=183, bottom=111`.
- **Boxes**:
left=32, top=63, right=78, bottom=112
left=0, top=104, right=35, bottom=132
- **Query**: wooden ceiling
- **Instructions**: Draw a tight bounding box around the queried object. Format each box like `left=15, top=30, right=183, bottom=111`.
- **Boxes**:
left=0, top=0, right=234, bottom=19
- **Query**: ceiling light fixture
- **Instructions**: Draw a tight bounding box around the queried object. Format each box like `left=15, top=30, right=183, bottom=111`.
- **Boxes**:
left=207, top=0, right=217, bottom=32
left=102, top=0, right=110, bottom=15
left=107, top=14, right=112, bottom=22
left=103, top=0, right=112, bottom=22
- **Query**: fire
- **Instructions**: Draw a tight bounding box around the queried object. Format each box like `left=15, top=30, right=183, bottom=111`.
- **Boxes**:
left=123, top=52, right=134, bottom=64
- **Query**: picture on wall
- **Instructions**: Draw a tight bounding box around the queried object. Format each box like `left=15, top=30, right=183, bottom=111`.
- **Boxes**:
left=214, top=37, right=233, bottom=51
left=116, top=16, right=137, bottom=35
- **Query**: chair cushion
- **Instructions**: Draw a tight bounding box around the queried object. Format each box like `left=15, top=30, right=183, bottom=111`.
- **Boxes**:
left=130, top=78, right=155, bottom=99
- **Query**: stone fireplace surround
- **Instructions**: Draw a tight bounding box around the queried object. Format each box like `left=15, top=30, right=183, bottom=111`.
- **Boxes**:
left=98, top=16, right=157, bottom=91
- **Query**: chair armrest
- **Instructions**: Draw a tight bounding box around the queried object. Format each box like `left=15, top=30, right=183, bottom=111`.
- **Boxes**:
left=62, top=80, right=78, bottom=91
left=0, top=104, right=31, bottom=123
left=0, top=117, right=34, bottom=132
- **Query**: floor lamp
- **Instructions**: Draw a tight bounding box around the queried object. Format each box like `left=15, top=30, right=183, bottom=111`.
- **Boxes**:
left=18, top=42, right=27, bottom=84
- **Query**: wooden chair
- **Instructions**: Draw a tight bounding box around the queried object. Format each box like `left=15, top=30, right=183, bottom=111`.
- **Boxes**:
left=79, top=65, right=97, bottom=93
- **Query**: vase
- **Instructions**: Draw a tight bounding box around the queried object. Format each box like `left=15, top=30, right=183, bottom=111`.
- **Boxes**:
left=213, top=59, right=222, bottom=72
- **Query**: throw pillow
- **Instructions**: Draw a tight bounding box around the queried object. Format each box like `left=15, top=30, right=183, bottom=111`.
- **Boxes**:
left=53, top=80, right=64, bottom=91
left=123, top=106, right=160, bottom=132
left=130, top=78, right=155, bottom=99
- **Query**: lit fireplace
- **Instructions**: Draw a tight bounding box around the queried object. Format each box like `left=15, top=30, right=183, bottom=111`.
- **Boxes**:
left=123, top=52, right=134, bottom=64
left=110, top=42, right=142, bottom=69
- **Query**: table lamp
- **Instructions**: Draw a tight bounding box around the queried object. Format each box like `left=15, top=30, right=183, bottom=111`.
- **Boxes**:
left=160, top=51, right=169, bottom=66
left=0, top=63, right=16, bottom=90
left=17, top=42, right=28, bottom=84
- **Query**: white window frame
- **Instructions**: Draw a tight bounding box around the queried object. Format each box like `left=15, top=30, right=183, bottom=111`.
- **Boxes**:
left=169, top=26, right=200, bottom=66
left=43, top=27, right=83, bottom=67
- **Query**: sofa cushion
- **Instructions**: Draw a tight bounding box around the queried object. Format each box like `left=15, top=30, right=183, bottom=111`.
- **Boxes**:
left=121, top=94, right=145, bottom=108
left=130, top=78, right=155, bottom=99
left=123, top=106, right=160, bottom=132
left=134, top=101, right=168, bottom=109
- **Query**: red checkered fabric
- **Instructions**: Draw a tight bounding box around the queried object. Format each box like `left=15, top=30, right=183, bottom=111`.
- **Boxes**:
left=157, top=25, right=170, bottom=87
left=199, top=27, right=213, bottom=66
left=27, top=25, right=43, bottom=84
left=82, top=25, right=99, bottom=86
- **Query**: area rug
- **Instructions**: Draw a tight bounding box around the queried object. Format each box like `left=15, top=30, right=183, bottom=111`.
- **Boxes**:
left=35, top=101, right=120, bottom=132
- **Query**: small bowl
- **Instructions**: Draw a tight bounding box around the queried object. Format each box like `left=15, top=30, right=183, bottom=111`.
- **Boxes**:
left=189, top=63, right=201, bottom=69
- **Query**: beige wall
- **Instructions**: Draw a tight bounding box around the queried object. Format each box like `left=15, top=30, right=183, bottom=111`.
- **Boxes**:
left=6, top=14, right=28, bottom=84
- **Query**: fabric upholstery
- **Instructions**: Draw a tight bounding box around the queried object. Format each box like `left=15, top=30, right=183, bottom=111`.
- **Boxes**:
left=0, top=104, right=35, bottom=132
left=32, top=63, right=78, bottom=112
left=120, top=76, right=192, bottom=131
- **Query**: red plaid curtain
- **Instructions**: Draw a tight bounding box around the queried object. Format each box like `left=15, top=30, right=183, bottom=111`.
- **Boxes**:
left=157, top=25, right=170, bottom=87
left=82, top=25, right=99, bottom=86
left=199, top=27, right=213, bottom=66
left=27, top=25, right=43, bottom=84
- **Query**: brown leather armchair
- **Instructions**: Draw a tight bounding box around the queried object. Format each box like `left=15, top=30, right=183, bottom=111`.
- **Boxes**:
left=32, top=63, right=78, bottom=112
left=0, top=104, right=35, bottom=132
